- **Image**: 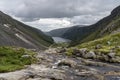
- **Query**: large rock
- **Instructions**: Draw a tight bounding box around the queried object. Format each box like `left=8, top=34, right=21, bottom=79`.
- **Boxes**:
left=56, top=59, right=77, bottom=68
left=84, top=51, right=96, bottom=59
left=72, top=48, right=81, bottom=57
left=79, top=48, right=88, bottom=57
left=110, top=56, right=120, bottom=63
left=108, top=52, right=116, bottom=58
left=44, top=48, right=57, bottom=54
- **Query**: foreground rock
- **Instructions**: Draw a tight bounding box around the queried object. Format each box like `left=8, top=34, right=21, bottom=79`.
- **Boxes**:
left=0, top=48, right=119, bottom=80
left=70, top=48, right=120, bottom=63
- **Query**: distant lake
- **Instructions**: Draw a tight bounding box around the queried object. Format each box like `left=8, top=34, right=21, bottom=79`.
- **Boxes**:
left=52, top=37, right=71, bottom=43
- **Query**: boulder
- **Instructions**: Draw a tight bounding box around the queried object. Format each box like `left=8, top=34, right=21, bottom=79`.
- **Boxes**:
left=72, top=48, right=81, bottom=57
left=108, top=52, right=116, bottom=58
left=57, top=59, right=77, bottom=68
left=102, top=54, right=109, bottom=61
left=110, top=56, right=120, bottom=63
left=79, top=48, right=88, bottom=57
left=84, top=51, right=96, bottom=59
left=95, top=44, right=102, bottom=49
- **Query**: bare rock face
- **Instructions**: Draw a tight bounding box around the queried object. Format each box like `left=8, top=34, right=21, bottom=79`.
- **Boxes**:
left=0, top=11, right=53, bottom=49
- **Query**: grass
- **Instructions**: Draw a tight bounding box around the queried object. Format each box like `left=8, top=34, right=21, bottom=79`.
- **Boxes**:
left=0, top=46, right=36, bottom=73
left=66, top=32, right=120, bottom=57
left=50, top=42, right=69, bottom=48
left=76, top=32, right=120, bottom=56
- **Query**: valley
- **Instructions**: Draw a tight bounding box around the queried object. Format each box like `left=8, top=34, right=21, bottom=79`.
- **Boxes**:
left=0, top=2, right=119, bottom=80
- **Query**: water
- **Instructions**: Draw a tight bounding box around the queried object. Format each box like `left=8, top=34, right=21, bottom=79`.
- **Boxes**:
left=52, top=37, right=71, bottom=43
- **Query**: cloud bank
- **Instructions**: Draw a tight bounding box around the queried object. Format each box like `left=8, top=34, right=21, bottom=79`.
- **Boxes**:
left=0, top=0, right=120, bottom=31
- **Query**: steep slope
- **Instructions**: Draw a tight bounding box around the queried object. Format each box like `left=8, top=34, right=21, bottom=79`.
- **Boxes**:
left=47, top=25, right=85, bottom=38
left=50, top=5, right=120, bottom=46
left=83, top=5, right=120, bottom=41
left=0, top=11, right=53, bottom=49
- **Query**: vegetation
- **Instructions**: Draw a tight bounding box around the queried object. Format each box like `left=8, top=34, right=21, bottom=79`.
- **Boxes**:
left=50, top=42, right=69, bottom=48
left=0, top=46, right=36, bottom=73
left=77, top=32, right=120, bottom=56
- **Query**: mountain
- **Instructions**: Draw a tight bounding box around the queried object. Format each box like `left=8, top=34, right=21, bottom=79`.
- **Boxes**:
left=0, top=11, right=54, bottom=49
left=47, top=25, right=85, bottom=38
left=46, top=27, right=70, bottom=37
left=80, top=5, right=120, bottom=43
left=48, top=5, right=120, bottom=46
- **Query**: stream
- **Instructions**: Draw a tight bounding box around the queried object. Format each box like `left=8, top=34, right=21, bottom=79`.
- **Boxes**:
left=0, top=48, right=120, bottom=80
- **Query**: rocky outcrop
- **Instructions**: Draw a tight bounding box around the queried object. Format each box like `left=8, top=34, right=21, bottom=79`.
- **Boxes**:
left=68, top=48, right=120, bottom=63
left=0, top=49, right=120, bottom=80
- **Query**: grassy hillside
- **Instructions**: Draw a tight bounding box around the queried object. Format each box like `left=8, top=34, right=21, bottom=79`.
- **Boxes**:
left=49, top=6, right=120, bottom=46
left=65, top=32, right=120, bottom=62
left=77, top=32, right=120, bottom=56
left=0, top=47, right=36, bottom=72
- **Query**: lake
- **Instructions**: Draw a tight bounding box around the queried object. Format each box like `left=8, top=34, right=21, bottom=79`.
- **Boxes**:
left=52, top=37, right=71, bottom=43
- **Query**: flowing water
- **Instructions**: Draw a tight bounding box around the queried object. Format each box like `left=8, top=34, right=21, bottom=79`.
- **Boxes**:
left=0, top=49, right=120, bottom=80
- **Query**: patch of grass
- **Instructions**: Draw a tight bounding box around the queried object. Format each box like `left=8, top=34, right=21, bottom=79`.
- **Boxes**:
left=0, top=46, right=36, bottom=73
left=50, top=43, right=69, bottom=48
left=65, top=48, right=74, bottom=56
left=76, top=32, right=120, bottom=56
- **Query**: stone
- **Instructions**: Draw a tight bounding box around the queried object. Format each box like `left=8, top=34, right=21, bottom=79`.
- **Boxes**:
left=0, top=78, right=7, bottom=80
left=79, top=48, right=88, bottom=57
left=108, top=52, right=116, bottom=58
left=111, top=56, right=120, bottom=63
left=57, top=59, right=77, bottom=68
left=95, top=44, right=102, bottom=49
left=72, top=48, right=81, bottom=57
left=102, top=54, right=109, bottom=61
left=84, top=51, right=96, bottom=58
left=21, top=55, right=31, bottom=58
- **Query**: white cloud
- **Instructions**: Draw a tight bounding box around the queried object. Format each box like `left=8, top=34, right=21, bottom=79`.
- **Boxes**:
left=25, top=18, right=73, bottom=31
left=0, top=0, right=120, bottom=31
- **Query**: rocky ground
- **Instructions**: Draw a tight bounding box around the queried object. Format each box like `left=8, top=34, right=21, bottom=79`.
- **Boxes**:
left=0, top=48, right=120, bottom=80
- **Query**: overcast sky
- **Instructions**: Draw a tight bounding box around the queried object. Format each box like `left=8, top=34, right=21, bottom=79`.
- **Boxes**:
left=0, top=0, right=120, bottom=31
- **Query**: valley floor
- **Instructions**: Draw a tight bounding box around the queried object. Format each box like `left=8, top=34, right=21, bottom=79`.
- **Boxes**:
left=0, top=48, right=120, bottom=80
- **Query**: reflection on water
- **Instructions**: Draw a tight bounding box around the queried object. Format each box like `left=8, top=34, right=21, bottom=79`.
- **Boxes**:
left=52, top=37, right=71, bottom=43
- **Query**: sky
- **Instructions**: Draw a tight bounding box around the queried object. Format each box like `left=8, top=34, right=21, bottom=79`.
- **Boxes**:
left=0, top=0, right=120, bottom=31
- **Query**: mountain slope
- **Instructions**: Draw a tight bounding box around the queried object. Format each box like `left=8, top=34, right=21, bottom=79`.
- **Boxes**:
left=0, top=11, right=53, bottom=49
left=46, top=27, right=71, bottom=37
left=62, top=5, right=120, bottom=46
left=47, top=25, right=85, bottom=38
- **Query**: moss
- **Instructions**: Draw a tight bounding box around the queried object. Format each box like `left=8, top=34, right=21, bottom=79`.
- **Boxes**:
left=0, top=46, right=37, bottom=73
left=65, top=48, right=74, bottom=56
left=115, top=48, right=120, bottom=56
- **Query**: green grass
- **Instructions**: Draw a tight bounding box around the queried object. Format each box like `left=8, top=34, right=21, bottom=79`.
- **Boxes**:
left=76, top=32, right=120, bottom=56
left=0, top=46, right=36, bottom=73
left=50, top=42, right=69, bottom=48
left=66, top=33, right=120, bottom=56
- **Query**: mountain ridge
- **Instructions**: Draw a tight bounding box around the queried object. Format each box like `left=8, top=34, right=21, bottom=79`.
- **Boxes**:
left=0, top=11, right=54, bottom=49
left=47, top=5, right=120, bottom=46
